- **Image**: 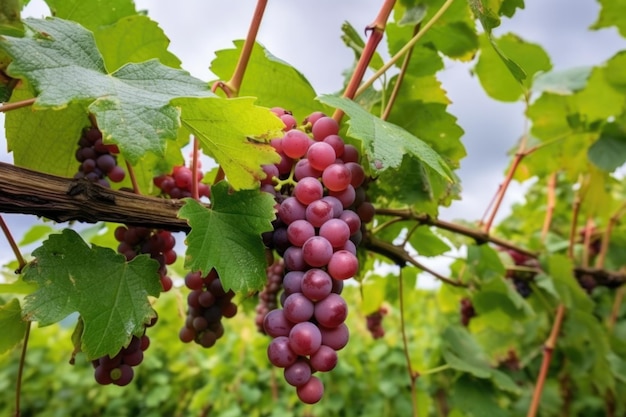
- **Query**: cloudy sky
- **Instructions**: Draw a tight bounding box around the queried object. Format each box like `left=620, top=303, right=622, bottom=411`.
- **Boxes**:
left=1, top=0, right=625, bottom=255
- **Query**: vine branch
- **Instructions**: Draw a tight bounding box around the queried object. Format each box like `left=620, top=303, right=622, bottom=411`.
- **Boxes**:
left=375, top=207, right=537, bottom=258
left=365, top=235, right=465, bottom=287
left=0, top=162, right=191, bottom=232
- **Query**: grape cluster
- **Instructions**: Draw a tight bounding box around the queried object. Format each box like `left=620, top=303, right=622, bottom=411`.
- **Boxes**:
left=459, top=297, right=476, bottom=327
left=114, top=225, right=176, bottom=291
left=255, top=259, right=284, bottom=334
left=154, top=164, right=210, bottom=199
left=92, top=314, right=156, bottom=386
left=178, top=269, right=238, bottom=348
left=260, top=109, right=372, bottom=404
left=503, top=248, right=539, bottom=298
left=365, top=306, right=388, bottom=339
left=74, top=126, right=125, bottom=187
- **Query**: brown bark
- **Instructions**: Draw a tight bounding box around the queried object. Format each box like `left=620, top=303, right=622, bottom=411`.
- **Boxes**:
left=0, top=161, right=191, bottom=232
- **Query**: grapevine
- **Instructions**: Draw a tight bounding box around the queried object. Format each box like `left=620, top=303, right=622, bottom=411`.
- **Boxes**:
left=0, top=1, right=626, bottom=416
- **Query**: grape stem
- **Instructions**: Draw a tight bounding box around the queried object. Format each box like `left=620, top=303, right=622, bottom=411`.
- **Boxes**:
left=354, top=0, right=455, bottom=98
left=595, top=201, right=626, bottom=270
left=365, top=235, right=466, bottom=287
left=0, top=97, right=35, bottom=113
left=332, top=0, right=395, bottom=123
left=125, top=161, right=141, bottom=194
left=567, top=176, right=583, bottom=259
left=381, top=22, right=421, bottom=121
left=223, top=0, right=268, bottom=95
left=526, top=304, right=565, bottom=417
left=375, top=207, right=537, bottom=259
left=398, top=267, right=419, bottom=417
left=13, top=321, right=31, bottom=417
left=0, top=215, right=26, bottom=272
left=191, top=137, right=200, bottom=200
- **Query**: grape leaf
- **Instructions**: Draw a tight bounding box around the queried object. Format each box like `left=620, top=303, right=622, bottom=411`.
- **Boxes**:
left=0, top=0, right=22, bottom=36
left=5, top=83, right=89, bottom=177
left=468, top=0, right=501, bottom=33
left=175, top=96, right=283, bottom=190
left=178, top=184, right=276, bottom=293
left=442, top=326, right=520, bottom=394
left=44, top=0, right=136, bottom=31
left=210, top=40, right=328, bottom=121
left=94, top=14, right=182, bottom=72
left=591, top=0, right=626, bottom=38
left=21, top=229, right=161, bottom=359
left=0, top=17, right=213, bottom=165
left=588, top=123, right=626, bottom=172
left=0, top=298, right=28, bottom=354
left=317, top=94, right=453, bottom=180
left=532, top=67, right=593, bottom=95
left=475, top=33, right=551, bottom=101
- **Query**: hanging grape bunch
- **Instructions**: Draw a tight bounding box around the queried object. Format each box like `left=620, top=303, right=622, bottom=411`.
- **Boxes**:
left=73, top=126, right=126, bottom=186
left=260, top=108, right=373, bottom=404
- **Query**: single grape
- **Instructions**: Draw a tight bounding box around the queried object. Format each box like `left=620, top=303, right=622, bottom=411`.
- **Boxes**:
left=314, top=293, right=348, bottom=328
left=322, top=163, right=352, bottom=192
left=296, top=376, right=324, bottom=404
left=302, top=236, right=333, bottom=267
left=289, top=321, right=322, bottom=356
left=306, top=142, right=336, bottom=171
left=284, top=359, right=313, bottom=387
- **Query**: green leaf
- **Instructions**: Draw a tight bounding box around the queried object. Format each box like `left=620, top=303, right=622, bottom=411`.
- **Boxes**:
left=317, top=94, right=453, bottom=180
left=210, top=41, right=325, bottom=121
left=588, top=123, right=626, bottom=172
left=451, top=376, right=510, bottom=417
left=178, top=186, right=276, bottom=293
left=94, top=15, right=182, bottom=73
left=21, top=229, right=161, bottom=359
left=176, top=96, right=282, bottom=190
left=604, top=51, right=626, bottom=93
left=0, top=298, right=28, bottom=354
left=421, top=22, right=478, bottom=61
left=591, top=0, right=626, bottom=38
left=18, top=224, right=57, bottom=246
left=475, top=33, right=551, bottom=101
left=44, top=0, right=136, bottom=31
left=532, top=67, right=593, bottom=95
left=5, top=83, right=90, bottom=177
left=0, top=17, right=213, bottom=165
left=360, top=273, right=388, bottom=314
left=0, top=0, right=22, bottom=36
left=545, top=254, right=594, bottom=312
left=468, top=0, right=501, bottom=33
left=408, top=226, right=451, bottom=257
left=443, top=326, right=520, bottom=394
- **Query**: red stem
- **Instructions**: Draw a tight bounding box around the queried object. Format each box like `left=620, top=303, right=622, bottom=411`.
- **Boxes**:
left=224, top=0, right=268, bottom=95
left=0, top=98, right=35, bottom=113
left=526, top=304, right=565, bottom=417
left=0, top=215, right=26, bottom=272
left=125, top=161, right=141, bottom=195
left=332, top=0, right=395, bottom=123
